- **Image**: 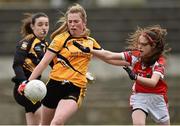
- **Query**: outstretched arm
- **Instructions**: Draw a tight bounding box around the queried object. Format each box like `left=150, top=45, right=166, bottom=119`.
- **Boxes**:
left=103, top=59, right=130, bottom=66
left=90, top=49, right=129, bottom=66
left=28, top=50, right=56, bottom=81
left=92, top=49, right=124, bottom=60
left=73, top=41, right=128, bottom=66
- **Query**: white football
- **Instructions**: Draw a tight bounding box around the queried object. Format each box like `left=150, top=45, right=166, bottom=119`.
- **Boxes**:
left=24, top=79, right=47, bottom=103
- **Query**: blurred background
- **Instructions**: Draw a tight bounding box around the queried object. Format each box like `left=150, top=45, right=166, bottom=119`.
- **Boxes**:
left=0, top=0, right=180, bottom=125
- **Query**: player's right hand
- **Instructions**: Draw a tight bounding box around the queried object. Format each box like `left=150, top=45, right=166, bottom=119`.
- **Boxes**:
left=123, top=66, right=137, bottom=80
left=73, top=41, right=91, bottom=53
left=18, top=80, right=28, bottom=95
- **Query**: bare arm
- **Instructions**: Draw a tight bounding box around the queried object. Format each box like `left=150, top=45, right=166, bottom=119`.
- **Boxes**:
left=103, top=59, right=130, bottom=66
left=92, top=49, right=124, bottom=60
left=28, top=50, right=56, bottom=81
left=72, top=41, right=128, bottom=66
left=123, top=67, right=161, bottom=87
left=137, top=73, right=161, bottom=87
left=91, top=49, right=129, bottom=66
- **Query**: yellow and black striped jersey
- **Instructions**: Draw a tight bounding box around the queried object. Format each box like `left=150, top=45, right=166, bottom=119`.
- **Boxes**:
left=48, top=31, right=101, bottom=88
left=12, top=34, right=49, bottom=83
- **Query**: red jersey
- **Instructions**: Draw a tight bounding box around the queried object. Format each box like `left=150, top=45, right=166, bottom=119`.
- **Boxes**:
left=123, top=51, right=168, bottom=102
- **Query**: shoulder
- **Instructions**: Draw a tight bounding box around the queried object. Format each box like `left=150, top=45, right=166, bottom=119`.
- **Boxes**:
left=17, top=34, right=35, bottom=50
left=87, top=36, right=96, bottom=42
left=53, top=31, right=70, bottom=41
left=131, top=50, right=141, bottom=57
left=87, top=36, right=101, bottom=49
left=123, top=50, right=140, bottom=65
left=22, top=34, right=36, bottom=42
left=157, top=55, right=166, bottom=66
left=19, top=34, right=36, bottom=45
left=124, top=50, right=140, bottom=58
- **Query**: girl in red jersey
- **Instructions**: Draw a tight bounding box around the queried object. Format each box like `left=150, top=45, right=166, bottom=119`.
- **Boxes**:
left=73, top=25, right=171, bottom=125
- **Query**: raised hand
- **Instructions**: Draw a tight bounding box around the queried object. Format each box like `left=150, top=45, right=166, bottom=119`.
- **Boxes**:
left=123, top=66, right=137, bottom=80
left=73, top=41, right=90, bottom=53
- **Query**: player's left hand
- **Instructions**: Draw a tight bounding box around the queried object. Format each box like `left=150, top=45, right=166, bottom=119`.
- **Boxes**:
left=123, top=66, right=137, bottom=80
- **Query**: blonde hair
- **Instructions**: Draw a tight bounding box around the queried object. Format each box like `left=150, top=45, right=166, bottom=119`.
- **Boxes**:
left=51, top=3, right=90, bottom=39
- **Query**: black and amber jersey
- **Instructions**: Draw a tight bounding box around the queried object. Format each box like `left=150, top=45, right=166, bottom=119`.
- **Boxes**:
left=48, top=31, right=101, bottom=88
left=12, top=34, right=49, bottom=83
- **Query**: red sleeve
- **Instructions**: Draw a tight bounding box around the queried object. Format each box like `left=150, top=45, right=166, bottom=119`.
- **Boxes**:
left=154, top=56, right=166, bottom=75
left=123, top=51, right=140, bottom=65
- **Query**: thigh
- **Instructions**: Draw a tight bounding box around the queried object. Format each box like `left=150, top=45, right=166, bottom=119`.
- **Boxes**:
left=147, top=94, right=170, bottom=124
left=42, top=79, right=64, bottom=108
left=51, top=99, right=78, bottom=125
left=64, top=82, right=86, bottom=107
left=130, top=93, right=148, bottom=113
left=41, top=105, right=55, bottom=125
left=132, top=109, right=146, bottom=125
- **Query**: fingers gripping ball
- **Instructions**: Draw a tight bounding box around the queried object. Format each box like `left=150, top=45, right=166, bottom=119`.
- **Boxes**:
left=18, top=80, right=28, bottom=95
left=24, top=80, right=47, bottom=104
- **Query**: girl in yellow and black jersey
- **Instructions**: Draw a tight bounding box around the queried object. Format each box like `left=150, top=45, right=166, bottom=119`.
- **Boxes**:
left=20, top=4, right=102, bottom=125
left=14, top=34, right=49, bottom=79
left=48, top=31, right=100, bottom=88
left=12, top=12, right=50, bottom=125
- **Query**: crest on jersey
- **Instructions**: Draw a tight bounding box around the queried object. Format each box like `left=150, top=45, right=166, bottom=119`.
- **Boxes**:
left=20, top=41, right=28, bottom=50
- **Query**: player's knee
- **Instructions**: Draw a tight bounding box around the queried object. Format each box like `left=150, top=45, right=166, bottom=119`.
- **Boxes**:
left=132, top=117, right=145, bottom=125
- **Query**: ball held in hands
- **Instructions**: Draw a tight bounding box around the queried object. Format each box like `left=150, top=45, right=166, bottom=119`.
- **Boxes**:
left=24, top=79, right=47, bottom=104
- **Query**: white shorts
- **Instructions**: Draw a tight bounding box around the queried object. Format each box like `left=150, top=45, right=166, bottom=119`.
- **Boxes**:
left=130, top=93, right=170, bottom=123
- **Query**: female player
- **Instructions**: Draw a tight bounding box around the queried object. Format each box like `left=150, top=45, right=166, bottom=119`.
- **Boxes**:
left=21, top=3, right=129, bottom=125
left=12, top=12, right=50, bottom=125
left=73, top=25, right=171, bottom=125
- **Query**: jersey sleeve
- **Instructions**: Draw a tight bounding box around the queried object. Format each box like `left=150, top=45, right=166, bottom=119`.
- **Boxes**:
left=88, top=37, right=102, bottom=50
left=48, top=32, right=69, bottom=53
left=12, top=40, right=31, bottom=82
left=123, top=51, right=140, bottom=65
left=93, top=41, right=101, bottom=50
left=123, top=51, right=132, bottom=64
left=153, top=56, right=166, bottom=79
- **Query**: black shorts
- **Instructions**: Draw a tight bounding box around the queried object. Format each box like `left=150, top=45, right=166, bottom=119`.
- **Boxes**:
left=13, top=82, right=41, bottom=113
left=42, top=79, right=86, bottom=109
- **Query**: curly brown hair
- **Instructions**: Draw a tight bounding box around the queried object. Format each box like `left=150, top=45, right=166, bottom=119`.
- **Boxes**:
left=126, top=25, right=171, bottom=65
